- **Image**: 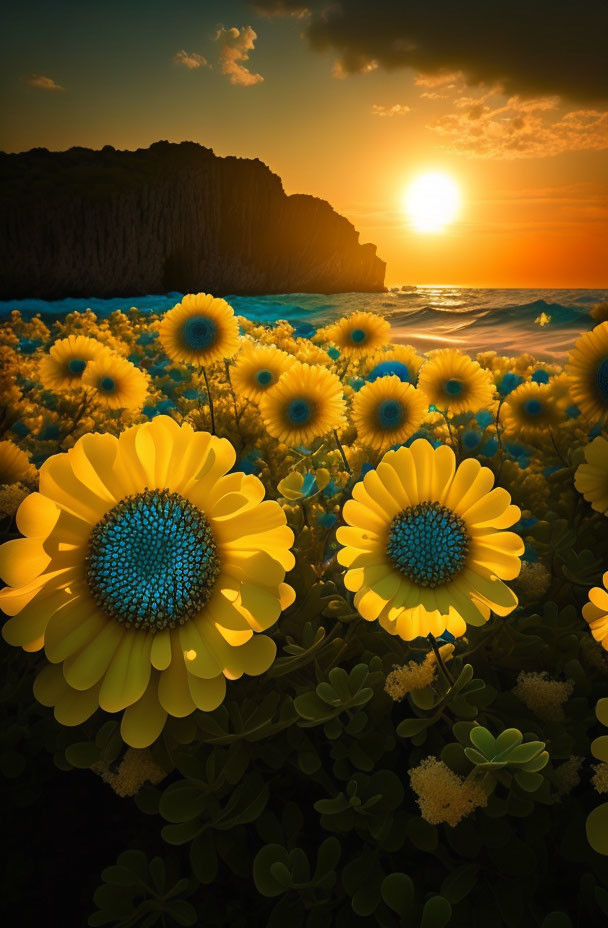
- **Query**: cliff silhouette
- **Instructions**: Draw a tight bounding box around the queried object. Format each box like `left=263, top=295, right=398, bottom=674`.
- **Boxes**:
left=0, top=141, right=386, bottom=299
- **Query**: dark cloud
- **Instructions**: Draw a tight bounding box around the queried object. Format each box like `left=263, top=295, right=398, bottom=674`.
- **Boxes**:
left=251, top=0, right=608, bottom=104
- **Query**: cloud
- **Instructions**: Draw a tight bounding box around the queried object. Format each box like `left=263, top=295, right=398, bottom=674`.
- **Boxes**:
left=251, top=0, right=309, bottom=17
left=26, top=74, right=64, bottom=91
left=249, top=0, right=608, bottom=105
left=173, top=50, right=209, bottom=70
left=214, top=25, right=263, bottom=87
left=427, top=88, right=608, bottom=159
left=371, top=103, right=411, bottom=117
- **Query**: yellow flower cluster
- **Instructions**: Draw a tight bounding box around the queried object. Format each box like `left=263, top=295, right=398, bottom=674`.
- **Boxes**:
left=513, top=671, right=574, bottom=722
left=554, top=756, right=583, bottom=797
left=409, top=757, right=488, bottom=827
left=593, top=763, right=608, bottom=795
left=93, top=748, right=167, bottom=798
left=384, top=644, right=455, bottom=700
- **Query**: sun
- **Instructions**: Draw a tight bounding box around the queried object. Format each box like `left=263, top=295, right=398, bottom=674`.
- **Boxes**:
left=404, top=172, right=461, bottom=233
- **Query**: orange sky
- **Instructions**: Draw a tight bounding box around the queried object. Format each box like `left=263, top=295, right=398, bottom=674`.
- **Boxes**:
left=2, top=1, right=607, bottom=287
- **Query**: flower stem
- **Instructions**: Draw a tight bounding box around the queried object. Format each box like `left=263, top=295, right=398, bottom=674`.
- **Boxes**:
left=333, top=429, right=352, bottom=475
left=427, top=632, right=455, bottom=686
left=201, top=366, right=215, bottom=435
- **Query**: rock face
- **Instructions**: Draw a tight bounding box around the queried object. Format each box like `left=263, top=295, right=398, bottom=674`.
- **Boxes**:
left=0, top=141, right=386, bottom=299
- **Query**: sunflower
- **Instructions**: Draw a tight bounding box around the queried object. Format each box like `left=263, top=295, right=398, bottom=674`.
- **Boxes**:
left=259, top=362, right=346, bottom=446
left=82, top=354, right=149, bottom=411
left=326, top=311, right=391, bottom=358
left=39, top=335, right=109, bottom=391
left=365, top=345, right=424, bottom=385
left=567, top=323, right=608, bottom=422
left=336, top=439, right=523, bottom=641
left=0, top=440, right=36, bottom=485
left=0, top=416, right=295, bottom=748
left=418, top=349, right=494, bottom=415
left=158, top=293, right=240, bottom=367
left=582, top=572, right=608, bottom=651
left=501, top=382, right=559, bottom=442
left=352, top=377, right=427, bottom=451
left=575, top=436, right=608, bottom=515
left=231, top=344, right=296, bottom=402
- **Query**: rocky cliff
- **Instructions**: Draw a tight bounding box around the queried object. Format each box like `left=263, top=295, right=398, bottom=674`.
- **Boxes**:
left=0, top=141, right=386, bottom=299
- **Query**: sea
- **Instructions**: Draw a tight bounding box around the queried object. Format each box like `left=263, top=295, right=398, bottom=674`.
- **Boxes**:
left=2, top=287, right=607, bottom=360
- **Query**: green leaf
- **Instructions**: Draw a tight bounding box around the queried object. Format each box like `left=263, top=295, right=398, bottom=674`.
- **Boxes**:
left=253, top=845, right=291, bottom=897
left=159, top=783, right=208, bottom=824
left=380, top=873, right=414, bottom=916
left=420, top=895, right=452, bottom=928
left=440, top=863, right=478, bottom=904
left=494, top=728, right=524, bottom=755
left=167, top=900, right=197, bottom=926
left=513, top=770, right=543, bottom=792
left=469, top=726, right=496, bottom=757
left=541, top=913, right=573, bottom=928
left=396, top=716, right=437, bottom=738
left=314, top=837, right=341, bottom=879
left=294, top=692, right=329, bottom=721
left=503, top=742, right=545, bottom=765
left=65, top=741, right=101, bottom=769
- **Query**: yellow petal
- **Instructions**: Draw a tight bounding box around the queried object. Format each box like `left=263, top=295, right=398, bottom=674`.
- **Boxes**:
left=0, top=538, right=51, bottom=588
left=158, top=650, right=196, bottom=716
left=99, top=630, right=153, bottom=712
left=44, top=596, right=106, bottom=662
left=120, top=673, right=167, bottom=748
left=187, top=673, right=226, bottom=711
left=34, top=662, right=69, bottom=707
left=150, top=629, right=172, bottom=671
left=16, top=493, right=60, bottom=539
left=62, top=620, right=124, bottom=690
left=55, top=681, right=101, bottom=726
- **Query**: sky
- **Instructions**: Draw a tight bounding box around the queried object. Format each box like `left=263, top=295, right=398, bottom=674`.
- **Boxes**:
left=1, top=0, right=607, bottom=288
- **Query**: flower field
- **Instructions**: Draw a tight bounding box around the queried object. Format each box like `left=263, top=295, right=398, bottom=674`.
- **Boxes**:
left=1, top=295, right=608, bottom=926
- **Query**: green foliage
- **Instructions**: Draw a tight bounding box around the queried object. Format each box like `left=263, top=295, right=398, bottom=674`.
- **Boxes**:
left=88, top=851, right=197, bottom=927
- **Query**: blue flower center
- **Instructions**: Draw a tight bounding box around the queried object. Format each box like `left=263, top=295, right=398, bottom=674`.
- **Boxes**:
left=287, top=398, right=313, bottom=425
left=256, top=369, right=274, bottom=387
left=387, top=501, right=469, bottom=588
left=445, top=379, right=463, bottom=396
left=181, top=315, right=218, bottom=351
left=350, top=328, right=367, bottom=344
left=100, top=377, right=116, bottom=393
left=524, top=398, right=542, bottom=416
left=377, top=399, right=405, bottom=429
left=368, top=361, right=411, bottom=383
left=86, top=489, right=219, bottom=631
left=68, top=359, right=86, bottom=375
left=595, top=358, right=608, bottom=401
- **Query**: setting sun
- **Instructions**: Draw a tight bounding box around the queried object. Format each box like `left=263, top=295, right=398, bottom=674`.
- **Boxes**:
left=405, top=172, right=461, bottom=233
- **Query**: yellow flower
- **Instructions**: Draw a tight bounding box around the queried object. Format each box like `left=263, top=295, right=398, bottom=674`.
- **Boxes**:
left=39, top=335, right=109, bottom=391
left=336, top=440, right=523, bottom=641
left=352, top=377, right=427, bottom=450
left=384, top=643, right=454, bottom=700
left=575, top=436, right=608, bottom=515
left=364, top=344, right=424, bottom=384
left=0, top=441, right=36, bottom=485
left=277, top=468, right=330, bottom=501
left=513, top=671, right=574, bottom=722
left=231, top=344, right=295, bottom=402
left=0, top=417, right=295, bottom=748
left=82, top=354, right=149, bottom=411
left=417, top=349, right=494, bottom=415
left=567, top=322, right=608, bottom=422
left=409, top=757, right=487, bottom=827
left=583, top=572, right=608, bottom=652
left=326, top=311, right=391, bottom=357
left=501, top=382, right=559, bottom=442
left=259, top=363, right=346, bottom=446
left=158, top=293, right=240, bottom=367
